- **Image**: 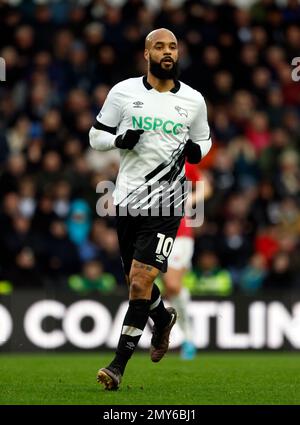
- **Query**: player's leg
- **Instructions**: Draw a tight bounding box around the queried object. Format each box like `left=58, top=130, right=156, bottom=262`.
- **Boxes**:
left=163, top=237, right=196, bottom=360
left=133, top=215, right=181, bottom=362
left=97, top=214, right=181, bottom=389
left=97, top=212, right=138, bottom=390
left=97, top=259, right=159, bottom=390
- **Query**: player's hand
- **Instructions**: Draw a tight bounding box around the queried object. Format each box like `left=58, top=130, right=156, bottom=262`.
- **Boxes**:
left=184, top=139, right=202, bottom=164
left=114, top=129, right=144, bottom=150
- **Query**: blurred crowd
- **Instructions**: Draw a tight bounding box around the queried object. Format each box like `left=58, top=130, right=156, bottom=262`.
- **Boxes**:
left=0, top=0, right=300, bottom=296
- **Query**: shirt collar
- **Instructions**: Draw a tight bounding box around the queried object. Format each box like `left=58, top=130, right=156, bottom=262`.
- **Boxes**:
left=142, top=75, right=181, bottom=93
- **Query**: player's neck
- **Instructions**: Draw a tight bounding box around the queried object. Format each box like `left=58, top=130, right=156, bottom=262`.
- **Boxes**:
left=146, top=73, right=175, bottom=92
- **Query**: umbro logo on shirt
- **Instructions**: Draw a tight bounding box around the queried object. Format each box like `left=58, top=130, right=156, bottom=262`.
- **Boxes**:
left=175, top=105, right=188, bottom=117
left=133, top=101, right=144, bottom=108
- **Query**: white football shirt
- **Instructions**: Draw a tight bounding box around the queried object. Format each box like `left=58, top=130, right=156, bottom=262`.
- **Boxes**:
left=90, top=76, right=211, bottom=209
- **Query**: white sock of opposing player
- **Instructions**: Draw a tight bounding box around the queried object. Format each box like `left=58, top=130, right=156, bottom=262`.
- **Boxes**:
left=169, top=287, right=193, bottom=343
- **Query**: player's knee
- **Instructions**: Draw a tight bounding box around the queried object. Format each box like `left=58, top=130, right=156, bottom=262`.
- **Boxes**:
left=129, top=271, right=153, bottom=299
left=130, top=279, right=149, bottom=299
left=129, top=260, right=158, bottom=299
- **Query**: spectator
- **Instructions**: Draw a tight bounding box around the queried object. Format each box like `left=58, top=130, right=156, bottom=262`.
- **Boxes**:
left=212, top=109, right=238, bottom=144
left=238, top=253, right=267, bottom=294
left=266, top=86, right=285, bottom=128
left=68, top=260, right=117, bottom=295
left=183, top=251, right=233, bottom=296
left=3, top=215, right=36, bottom=266
left=217, top=219, right=253, bottom=285
left=66, top=199, right=92, bottom=246
left=228, top=136, right=259, bottom=190
left=31, top=194, right=58, bottom=235
left=264, top=252, right=294, bottom=291
left=259, top=127, right=290, bottom=179
left=18, top=177, right=37, bottom=219
left=43, top=220, right=80, bottom=283
left=255, top=225, right=280, bottom=265
left=248, top=181, right=279, bottom=229
left=245, top=111, right=271, bottom=155
left=275, top=150, right=300, bottom=199
left=7, top=246, right=43, bottom=288
left=0, top=153, right=27, bottom=197
left=52, top=179, right=72, bottom=219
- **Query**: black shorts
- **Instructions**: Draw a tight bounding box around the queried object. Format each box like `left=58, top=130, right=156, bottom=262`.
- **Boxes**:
left=116, top=208, right=182, bottom=275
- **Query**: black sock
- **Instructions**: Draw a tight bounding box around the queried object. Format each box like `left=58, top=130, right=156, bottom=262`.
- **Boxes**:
left=109, top=299, right=150, bottom=375
left=149, top=283, right=171, bottom=329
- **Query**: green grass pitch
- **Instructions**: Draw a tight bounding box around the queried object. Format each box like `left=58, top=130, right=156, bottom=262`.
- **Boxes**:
left=0, top=352, right=299, bottom=405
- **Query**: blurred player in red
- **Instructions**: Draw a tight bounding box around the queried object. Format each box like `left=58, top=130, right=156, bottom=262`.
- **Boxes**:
left=162, top=162, right=212, bottom=359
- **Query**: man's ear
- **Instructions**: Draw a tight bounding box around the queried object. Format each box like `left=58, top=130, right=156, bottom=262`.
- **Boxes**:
left=144, top=49, right=149, bottom=61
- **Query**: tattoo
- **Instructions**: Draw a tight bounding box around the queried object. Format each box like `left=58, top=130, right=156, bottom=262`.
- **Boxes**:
left=133, top=263, right=153, bottom=272
left=146, top=265, right=153, bottom=272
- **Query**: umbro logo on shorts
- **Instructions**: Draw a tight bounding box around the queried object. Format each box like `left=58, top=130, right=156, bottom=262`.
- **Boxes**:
left=156, top=254, right=165, bottom=263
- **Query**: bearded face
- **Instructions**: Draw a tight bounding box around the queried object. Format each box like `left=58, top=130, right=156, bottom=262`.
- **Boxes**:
left=149, top=54, right=179, bottom=80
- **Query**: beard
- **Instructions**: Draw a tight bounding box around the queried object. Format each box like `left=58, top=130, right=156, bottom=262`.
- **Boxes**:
left=149, top=56, right=179, bottom=80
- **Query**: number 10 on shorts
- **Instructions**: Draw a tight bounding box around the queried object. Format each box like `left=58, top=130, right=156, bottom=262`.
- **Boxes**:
left=155, top=233, right=174, bottom=257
